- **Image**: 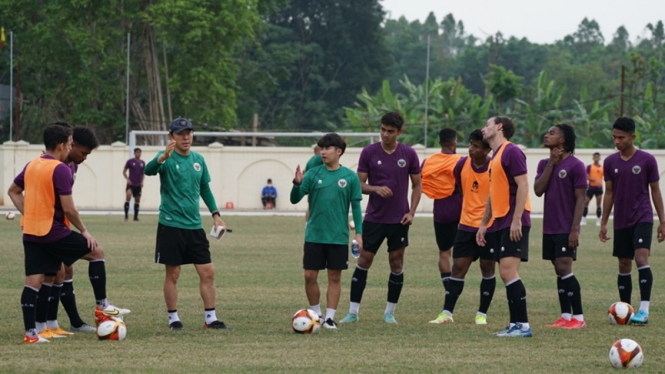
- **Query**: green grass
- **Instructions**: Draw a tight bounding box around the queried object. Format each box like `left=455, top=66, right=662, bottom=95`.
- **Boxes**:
left=0, top=215, right=663, bottom=373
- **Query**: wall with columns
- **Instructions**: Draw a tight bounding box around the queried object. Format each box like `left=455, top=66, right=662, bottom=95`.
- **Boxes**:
left=2, top=140, right=664, bottom=215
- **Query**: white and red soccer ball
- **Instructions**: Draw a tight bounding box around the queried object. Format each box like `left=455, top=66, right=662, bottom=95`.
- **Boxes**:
left=5, top=211, right=15, bottom=220
left=97, top=317, right=127, bottom=341
left=609, top=338, right=644, bottom=369
left=291, top=308, right=321, bottom=334
left=608, top=302, right=634, bottom=325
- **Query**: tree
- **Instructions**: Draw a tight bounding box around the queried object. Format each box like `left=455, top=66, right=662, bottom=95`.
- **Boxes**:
left=486, top=64, right=523, bottom=108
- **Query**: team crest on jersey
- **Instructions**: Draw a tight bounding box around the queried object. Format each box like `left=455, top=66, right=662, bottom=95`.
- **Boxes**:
left=338, top=179, right=347, bottom=188
left=558, top=169, right=567, bottom=178
left=471, top=181, right=479, bottom=193
left=193, top=162, right=201, bottom=172
left=397, top=159, right=406, bottom=168
left=377, top=160, right=382, bottom=165
left=632, top=165, right=641, bottom=174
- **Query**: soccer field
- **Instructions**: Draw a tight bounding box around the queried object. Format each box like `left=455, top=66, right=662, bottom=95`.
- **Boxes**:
left=0, top=215, right=663, bottom=373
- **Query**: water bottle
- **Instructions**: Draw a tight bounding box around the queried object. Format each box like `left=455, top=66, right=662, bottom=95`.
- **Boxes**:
left=351, top=240, right=360, bottom=259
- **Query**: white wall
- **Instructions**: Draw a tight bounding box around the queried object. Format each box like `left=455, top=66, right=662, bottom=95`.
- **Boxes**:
left=2, top=140, right=665, bottom=214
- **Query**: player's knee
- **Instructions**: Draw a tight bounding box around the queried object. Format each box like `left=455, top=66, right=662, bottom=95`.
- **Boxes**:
left=479, top=261, right=495, bottom=277
left=304, top=271, right=318, bottom=284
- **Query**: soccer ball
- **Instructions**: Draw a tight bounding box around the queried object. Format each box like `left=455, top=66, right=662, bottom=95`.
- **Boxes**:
left=608, top=302, right=634, bottom=325
left=97, top=317, right=127, bottom=341
left=609, top=338, right=644, bottom=369
left=291, top=308, right=321, bottom=334
left=5, top=211, right=15, bottom=220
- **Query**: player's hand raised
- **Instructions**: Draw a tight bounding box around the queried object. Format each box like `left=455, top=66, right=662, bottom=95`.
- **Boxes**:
left=294, top=165, right=304, bottom=185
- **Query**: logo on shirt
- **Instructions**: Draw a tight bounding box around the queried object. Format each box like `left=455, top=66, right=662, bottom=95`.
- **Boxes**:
left=193, top=162, right=201, bottom=172
left=471, top=181, right=479, bottom=193
left=558, top=169, right=567, bottom=179
left=338, top=179, right=347, bottom=188
left=632, top=165, right=641, bottom=175
left=397, top=159, right=406, bottom=168
left=377, top=160, right=382, bottom=165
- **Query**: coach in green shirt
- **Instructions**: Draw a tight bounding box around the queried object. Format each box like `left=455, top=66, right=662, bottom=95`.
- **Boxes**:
left=145, top=117, right=230, bottom=331
left=291, top=133, right=363, bottom=329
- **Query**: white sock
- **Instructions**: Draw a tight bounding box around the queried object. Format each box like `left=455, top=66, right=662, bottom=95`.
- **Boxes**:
left=36, top=322, right=46, bottom=333
left=385, top=302, right=397, bottom=315
left=519, top=322, right=530, bottom=330
left=573, top=314, right=584, bottom=321
left=325, top=308, right=336, bottom=321
left=476, top=312, right=486, bottom=317
left=309, top=304, right=322, bottom=317
left=443, top=309, right=453, bottom=316
left=46, top=320, right=59, bottom=330
left=561, top=313, right=572, bottom=321
left=349, top=302, right=360, bottom=315
left=204, top=309, right=217, bottom=324
left=168, top=310, right=180, bottom=323
left=97, top=298, right=109, bottom=309
left=640, top=301, right=650, bottom=313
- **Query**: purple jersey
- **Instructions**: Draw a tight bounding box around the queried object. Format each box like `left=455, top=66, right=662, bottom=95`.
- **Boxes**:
left=536, top=156, right=587, bottom=234
left=421, top=156, right=461, bottom=224
left=358, top=142, right=421, bottom=224
left=68, top=161, right=79, bottom=184
left=124, top=158, right=145, bottom=186
left=604, top=150, right=660, bottom=229
left=14, top=155, right=74, bottom=243
left=491, top=143, right=531, bottom=230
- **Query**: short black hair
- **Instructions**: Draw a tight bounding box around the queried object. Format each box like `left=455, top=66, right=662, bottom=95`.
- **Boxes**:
left=134, top=148, right=142, bottom=153
left=593, top=152, right=600, bottom=157
left=267, top=178, right=272, bottom=183
left=44, top=123, right=72, bottom=151
left=73, top=127, right=99, bottom=150
left=381, top=111, right=404, bottom=130
left=317, top=133, right=347, bottom=155
left=554, top=124, right=576, bottom=154
left=469, top=129, right=490, bottom=149
left=613, top=117, right=636, bottom=134
left=438, top=128, right=457, bottom=146
left=494, top=116, right=515, bottom=140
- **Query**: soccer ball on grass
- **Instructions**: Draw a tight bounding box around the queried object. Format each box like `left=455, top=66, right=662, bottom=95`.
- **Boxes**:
left=608, top=302, right=634, bottom=325
left=291, top=308, right=321, bottom=334
left=609, top=338, right=643, bottom=368
left=97, top=317, right=127, bottom=341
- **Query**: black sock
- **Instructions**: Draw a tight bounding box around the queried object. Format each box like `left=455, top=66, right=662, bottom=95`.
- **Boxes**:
left=21, top=286, right=39, bottom=332
left=124, top=201, right=129, bottom=218
left=583, top=206, right=588, bottom=218
left=563, top=274, right=583, bottom=315
left=89, top=260, right=107, bottom=303
left=478, top=276, right=496, bottom=314
left=47, top=284, right=63, bottom=322
left=350, top=266, right=368, bottom=303
left=387, top=271, right=404, bottom=304
left=556, top=277, right=570, bottom=314
left=506, top=279, right=528, bottom=324
left=440, top=272, right=451, bottom=291
left=618, top=273, right=632, bottom=304
left=596, top=207, right=602, bottom=219
left=443, top=278, right=464, bottom=314
left=60, top=281, right=85, bottom=327
left=134, top=203, right=140, bottom=220
left=35, top=284, right=52, bottom=324
left=638, top=266, right=653, bottom=302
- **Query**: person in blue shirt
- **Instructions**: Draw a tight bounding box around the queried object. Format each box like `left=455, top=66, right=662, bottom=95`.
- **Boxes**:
left=261, top=179, right=277, bottom=209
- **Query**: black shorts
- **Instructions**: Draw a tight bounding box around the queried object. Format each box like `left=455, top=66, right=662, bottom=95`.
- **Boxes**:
left=493, top=226, right=530, bottom=262
left=362, top=221, right=409, bottom=254
left=303, top=242, right=348, bottom=270
left=542, top=233, right=577, bottom=261
left=155, top=223, right=211, bottom=265
left=126, top=184, right=142, bottom=198
left=434, top=221, right=459, bottom=252
left=613, top=223, right=653, bottom=259
left=453, top=229, right=494, bottom=261
left=586, top=189, right=603, bottom=198
left=24, top=232, right=91, bottom=276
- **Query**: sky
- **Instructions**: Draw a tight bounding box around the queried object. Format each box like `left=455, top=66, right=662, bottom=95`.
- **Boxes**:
left=381, top=0, right=664, bottom=45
